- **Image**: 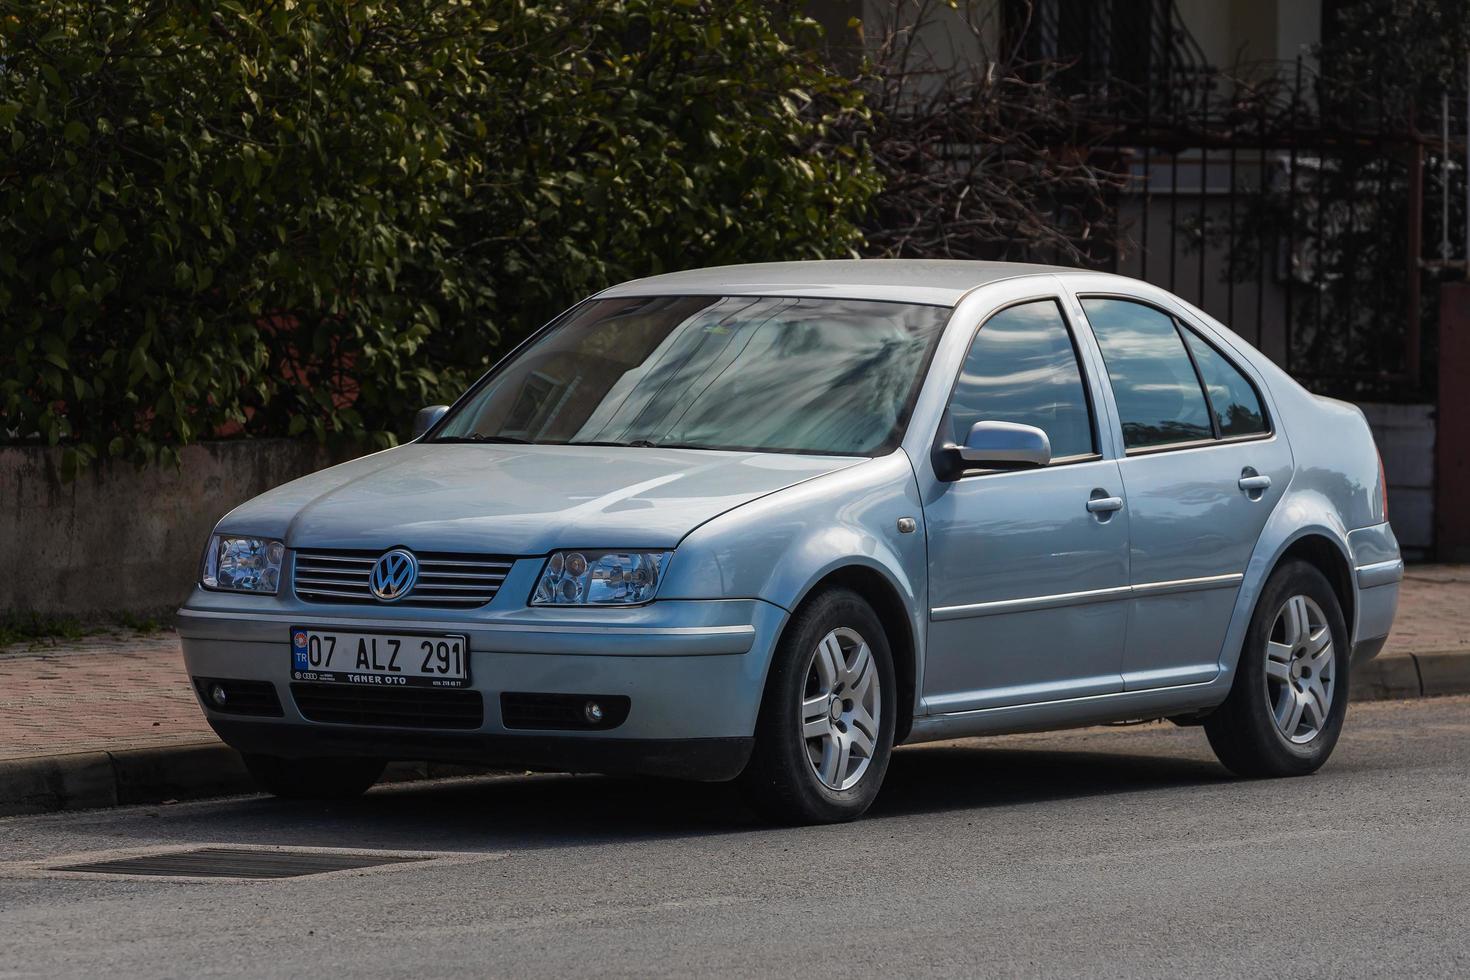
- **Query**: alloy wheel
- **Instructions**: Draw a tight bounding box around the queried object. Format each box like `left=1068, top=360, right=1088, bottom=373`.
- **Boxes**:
left=800, top=627, right=881, bottom=791
left=1264, top=594, right=1336, bottom=744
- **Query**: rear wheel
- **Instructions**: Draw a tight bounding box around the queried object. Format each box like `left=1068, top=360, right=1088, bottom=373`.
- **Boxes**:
left=243, top=754, right=385, bottom=801
left=1205, top=560, right=1349, bottom=777
left=740, top=587, right=896, bottom=824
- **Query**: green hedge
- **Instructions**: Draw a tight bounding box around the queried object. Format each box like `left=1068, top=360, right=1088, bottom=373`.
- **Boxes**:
left=0, top=1, right=877, bottom=476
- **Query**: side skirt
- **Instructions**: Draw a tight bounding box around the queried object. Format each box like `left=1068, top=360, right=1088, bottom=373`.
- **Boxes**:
left=903, top=679, right=1229, bottom=743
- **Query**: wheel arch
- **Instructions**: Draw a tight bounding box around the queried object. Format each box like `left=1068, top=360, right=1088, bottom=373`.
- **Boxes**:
left=1273, top=533, right=1356, bottom=636
left=791, top=563, right=919, bottom=745
left=1212, top=490, right=1358, bottom=695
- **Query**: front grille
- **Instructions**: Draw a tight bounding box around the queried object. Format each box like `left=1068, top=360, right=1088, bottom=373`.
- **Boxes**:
left=193, top=678, right=284, bottom=717
left=291, top=683, right=484, bottom=730
left=293, top=549, right=515, bottom=607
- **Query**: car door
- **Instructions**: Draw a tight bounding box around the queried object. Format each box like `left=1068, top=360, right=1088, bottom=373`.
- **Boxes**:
left=920, top=297, right=1131, bottom=713
left=1077, top=295, right=1292, bottom=690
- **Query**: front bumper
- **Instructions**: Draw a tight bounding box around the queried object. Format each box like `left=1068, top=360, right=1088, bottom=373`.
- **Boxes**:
left=178, top=595, right=787, bottom=781
left=208, top=720, right=754, bottom=781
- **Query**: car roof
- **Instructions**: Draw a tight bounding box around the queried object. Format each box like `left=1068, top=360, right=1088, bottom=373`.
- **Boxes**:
left=594, top=259, right=1083, bottom=307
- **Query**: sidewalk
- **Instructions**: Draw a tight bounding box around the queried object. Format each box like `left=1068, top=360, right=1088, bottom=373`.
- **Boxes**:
left=2, top=567, right=1468, bottom=815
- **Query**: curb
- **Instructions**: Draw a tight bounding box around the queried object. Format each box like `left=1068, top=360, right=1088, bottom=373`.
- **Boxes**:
left=0, top=744, right=254, bottom=818
left=3, top=655, right=1467, bottom=818
left=0, top=745, right=497, bottom=818
left=1351, top=651, right=1470, bottom=702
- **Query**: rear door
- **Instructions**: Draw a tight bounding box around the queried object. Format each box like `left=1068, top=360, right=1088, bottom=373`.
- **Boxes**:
left=1076, top=295, right=1292, bottom=690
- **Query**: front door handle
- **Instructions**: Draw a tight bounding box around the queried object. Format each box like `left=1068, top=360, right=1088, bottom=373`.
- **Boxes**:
left=1086, top=495, right=1125, bottom=514
left=1238, top=474, right=1272, bottom=491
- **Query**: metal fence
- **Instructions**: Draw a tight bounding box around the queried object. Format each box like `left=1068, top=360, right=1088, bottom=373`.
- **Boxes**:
left=1063, top=54, right=1467, bottom=404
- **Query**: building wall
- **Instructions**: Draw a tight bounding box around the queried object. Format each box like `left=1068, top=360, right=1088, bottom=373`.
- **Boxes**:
left=807, top=0, right=1324, bottom=76
left=1174, top=0, right=1321, bottom=70
left=807, top=0, right=1000, bottom=78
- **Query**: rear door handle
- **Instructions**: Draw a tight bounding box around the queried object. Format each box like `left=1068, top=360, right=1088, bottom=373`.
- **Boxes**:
left=1086, top=495, right=1125, bottom=513
left=1238, top=474, right=1272, bottom=491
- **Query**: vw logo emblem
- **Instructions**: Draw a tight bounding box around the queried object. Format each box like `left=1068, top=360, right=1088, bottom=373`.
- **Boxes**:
left=369, top=549, right=419, bottom=602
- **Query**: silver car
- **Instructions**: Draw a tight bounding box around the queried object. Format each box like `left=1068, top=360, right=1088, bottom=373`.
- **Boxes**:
left=179, top=260, right=1402, bottom=823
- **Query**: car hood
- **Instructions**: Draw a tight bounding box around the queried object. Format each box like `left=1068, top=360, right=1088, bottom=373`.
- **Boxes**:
left=216, top=443, right=863, bottom=554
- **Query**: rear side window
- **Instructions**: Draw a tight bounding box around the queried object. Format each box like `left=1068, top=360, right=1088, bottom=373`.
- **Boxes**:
left=1182, top=330, right=1269, bottom=437
left=1080, top=298, right=1213, bottom=450
left=948, top=300, right=1095, bottom=459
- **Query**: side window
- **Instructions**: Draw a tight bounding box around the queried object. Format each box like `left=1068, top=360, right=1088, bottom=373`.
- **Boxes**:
left=1080, top=298, right=1213, bottom=450
left=1182, top=330, right=1269, bottom=437
left=948, top=300, right=1095, bottom=460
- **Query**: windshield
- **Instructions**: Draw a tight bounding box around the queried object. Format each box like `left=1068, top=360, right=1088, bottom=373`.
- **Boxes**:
left=430, top=295, right=951, bottom=455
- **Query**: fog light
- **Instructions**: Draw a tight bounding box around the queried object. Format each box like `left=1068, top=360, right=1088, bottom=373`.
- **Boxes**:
left=210, top=683, right=228, bottom=707
left=583, top=700, right=604, bottom=724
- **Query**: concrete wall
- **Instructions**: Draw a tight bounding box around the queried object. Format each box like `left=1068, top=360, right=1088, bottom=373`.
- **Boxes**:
left=1, top=440, right=358, bottom=617
left=1360, top=403, right=1436, bottom=560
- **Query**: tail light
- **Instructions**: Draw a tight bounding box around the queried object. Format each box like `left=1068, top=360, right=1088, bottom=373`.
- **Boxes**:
left=1377, top=449, right=1389, bottom=523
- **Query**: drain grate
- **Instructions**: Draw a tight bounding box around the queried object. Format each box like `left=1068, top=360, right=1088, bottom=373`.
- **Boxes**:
left=52, top=846, right=430, bottom=880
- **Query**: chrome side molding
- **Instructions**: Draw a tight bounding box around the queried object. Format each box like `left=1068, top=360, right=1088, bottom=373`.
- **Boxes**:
left=931, top=572, right=1245, bottom=621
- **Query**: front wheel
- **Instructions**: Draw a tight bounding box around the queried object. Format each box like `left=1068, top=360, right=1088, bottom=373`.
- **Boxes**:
left=243, top=754, right=386, bottom=801
left=739, top=587, right=896, bottom=824
left=1204, top=560, right=1350, bottom=777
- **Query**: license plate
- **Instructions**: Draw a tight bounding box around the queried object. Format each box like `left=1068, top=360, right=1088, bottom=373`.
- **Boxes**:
left=290, top=627, right=469, bottom=689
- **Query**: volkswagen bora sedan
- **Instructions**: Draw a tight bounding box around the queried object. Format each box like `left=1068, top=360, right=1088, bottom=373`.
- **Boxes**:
left=180, top=260, right=1402, bottom=823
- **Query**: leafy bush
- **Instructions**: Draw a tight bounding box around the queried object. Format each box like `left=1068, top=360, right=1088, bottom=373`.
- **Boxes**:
left=0, top=1, right=876, bottom=475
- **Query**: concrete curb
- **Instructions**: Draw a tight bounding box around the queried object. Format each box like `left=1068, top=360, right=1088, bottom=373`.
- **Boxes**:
left=1351, top=651, right=1470, bottom=702
left=2, top=655, right=1467, bottom=818
left=0, top=745, right=498, bottom=818
left=1412, top=651, right=1470, bottom=698
left=0, top=744, right=253, bottom=818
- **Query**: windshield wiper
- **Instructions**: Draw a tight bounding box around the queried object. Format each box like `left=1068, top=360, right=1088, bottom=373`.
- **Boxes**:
left=429, top=434, right=532, bottom=444
left=566, top=439, right=660, bottom=448
left=438, top=435, right=722, bottom=449
left=565, top=439, right=719, bottom=450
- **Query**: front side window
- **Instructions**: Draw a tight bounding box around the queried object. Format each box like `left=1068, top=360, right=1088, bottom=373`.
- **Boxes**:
left=1182, top=330, right=1269, bottom=437
left=431, top=295, right=950, bottom=456
left=1081, top=298, right=1213, bottom=450
left=947, top=300, right=1095, bottom=460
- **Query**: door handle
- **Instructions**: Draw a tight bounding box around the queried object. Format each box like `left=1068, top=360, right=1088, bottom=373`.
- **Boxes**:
left=1238, top=474, right=1272, bottom=491
left=1086, top=495, right=1125, bottom=514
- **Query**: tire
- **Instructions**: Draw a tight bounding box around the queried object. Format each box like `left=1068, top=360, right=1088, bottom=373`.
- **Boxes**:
left=243, top=754, right=386, bottom=801
left=1204, top=560, right=1350, bottom=777
left=739, top=587, right=897, bottom=824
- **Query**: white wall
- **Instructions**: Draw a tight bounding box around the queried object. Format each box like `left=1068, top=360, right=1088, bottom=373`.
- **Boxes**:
left=1174, top=0, right=1321, bottom=71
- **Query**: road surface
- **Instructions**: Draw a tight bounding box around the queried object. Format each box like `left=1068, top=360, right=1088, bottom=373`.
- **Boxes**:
left=2, top=696, right=1467, bottom=978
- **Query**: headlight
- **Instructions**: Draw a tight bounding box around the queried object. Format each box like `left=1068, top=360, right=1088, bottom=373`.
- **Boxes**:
left=532, top=551, right=671, bottom=606
left=201, top=535, right=285, bottom=594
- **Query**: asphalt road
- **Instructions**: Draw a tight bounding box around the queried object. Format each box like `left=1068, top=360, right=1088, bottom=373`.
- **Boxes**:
left=2, top=696, right=1468, bottom=979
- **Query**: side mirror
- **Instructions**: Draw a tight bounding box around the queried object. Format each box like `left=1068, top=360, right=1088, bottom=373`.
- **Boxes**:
left=411, top=405, right=450, bottom=439
left=957, top=420, right=1051, bottom=469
